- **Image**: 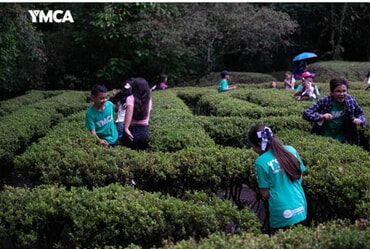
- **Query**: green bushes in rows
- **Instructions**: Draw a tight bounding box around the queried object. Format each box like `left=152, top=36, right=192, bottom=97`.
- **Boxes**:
left=129, top=146, right=258, bottom=196
left=14, top=112, right=127, bottom=187
left=0, top=184, right=261, bottom=249
left=0, top=91, right=89, bottom=165
left=159, top=219, right=370, bottom=249
left=0, top=90, right=62, bottom=116
left=176, top=87, right=212, bottom=110
left=277, top=129, right=370, bottom=222
left=150, top=91, right=215, bottom=152
left=195, top=93, right=292, bottom=118
left=198, top=115, right=310, bottom=148
left=15, top=103, right=370, bottom=223
left=230, top=88, right=312, bottom=111
left=15, top=114, right=257, bottom=194
left=0, top=106, right=57, bottom=164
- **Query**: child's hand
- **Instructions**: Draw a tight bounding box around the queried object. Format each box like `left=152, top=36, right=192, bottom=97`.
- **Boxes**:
left=99, top=138, right=109, bottom=147
left=320, top=113, right=333, bottom=120
left=353, top=118, right=362, bottom=125
left=125, top=128, right=134, bottom=141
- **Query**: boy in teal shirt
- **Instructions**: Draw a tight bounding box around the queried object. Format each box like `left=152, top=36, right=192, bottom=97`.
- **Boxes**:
left=218, top=70, right=237, bottom=93
left=85, top=84, right=118, bottom=146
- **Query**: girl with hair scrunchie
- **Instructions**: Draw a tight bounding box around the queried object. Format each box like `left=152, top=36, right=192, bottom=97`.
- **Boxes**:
left=121, top=77, right=152, bottom=150
left=248, top=124, right=307, bottom=232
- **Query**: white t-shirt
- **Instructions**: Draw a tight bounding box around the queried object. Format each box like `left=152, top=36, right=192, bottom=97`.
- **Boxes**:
left=115, top=101, right=126, bottom=123
left=285, top=78, right=296, bottom=90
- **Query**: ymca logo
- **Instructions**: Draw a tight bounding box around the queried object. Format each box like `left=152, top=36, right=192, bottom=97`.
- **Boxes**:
left=28, top=10, right=74, bottom=23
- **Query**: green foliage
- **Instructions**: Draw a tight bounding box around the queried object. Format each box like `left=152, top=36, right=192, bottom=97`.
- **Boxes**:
left=160, top=220, right=370, bottom=249
left=0, top=4, right=46, bottom=99
left=308, top=61, right=370, bottom=83
left=0, top=91, right=88, bottom=164
left=0, top=184, right=260, bottom=248
left=198, top=115, right=310, bottom=148
left=6, top=83, right=370, bottom=248
left=14, top=111, right=126, bottom=187
left=194, top=90, right=299, bottom=118
left=150, top=90, right=215, bottom=152
left=0, top=90, right=63, bottom=116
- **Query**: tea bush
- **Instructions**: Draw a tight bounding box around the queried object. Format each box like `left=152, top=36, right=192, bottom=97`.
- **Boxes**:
left=198, top=115, right=310, bottom=148
left=0, top=184, right=260, bottom=248
left=0, top=90, right=62, bottom=116
left=159, top=220, right=370, bottom=249
left=14, top=115, right=257, bottom=194
left=0, top=91, right=89, bottom=165
left=4, top=83, right=370, bottom=248
left=149, top=90, right=215, bottom=152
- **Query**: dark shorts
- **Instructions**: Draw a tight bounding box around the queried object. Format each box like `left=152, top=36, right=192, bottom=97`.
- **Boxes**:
left=121, top=125, right=149, bottom=150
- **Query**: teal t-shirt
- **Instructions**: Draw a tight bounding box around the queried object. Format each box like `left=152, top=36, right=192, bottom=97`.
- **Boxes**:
left=254, top=145, right=307, bottom=228
left=218, top=79, right=229, bottom=93
left=323, top=101, right=345, bottom=142
left=85, top=101, right=118, bottom=145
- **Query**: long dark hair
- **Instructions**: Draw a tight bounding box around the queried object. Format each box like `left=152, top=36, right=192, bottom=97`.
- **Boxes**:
left=131, top=77, right=151, bottom=120
left=248, top=124, right=302, bottom=181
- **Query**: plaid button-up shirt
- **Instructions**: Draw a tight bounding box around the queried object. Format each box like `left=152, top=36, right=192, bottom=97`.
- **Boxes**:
left=303, top=94, right=367, bottom=145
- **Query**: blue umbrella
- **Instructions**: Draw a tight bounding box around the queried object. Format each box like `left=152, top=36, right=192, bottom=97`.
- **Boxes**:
left=293, top=52, right=318, bottom=62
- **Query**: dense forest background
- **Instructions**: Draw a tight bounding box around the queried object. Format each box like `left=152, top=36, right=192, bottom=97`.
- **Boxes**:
left=0, top=2, right=369, bottom=99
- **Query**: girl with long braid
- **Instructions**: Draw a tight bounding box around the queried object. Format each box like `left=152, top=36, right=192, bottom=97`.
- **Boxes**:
left=248, top=125, right=307, bottom=231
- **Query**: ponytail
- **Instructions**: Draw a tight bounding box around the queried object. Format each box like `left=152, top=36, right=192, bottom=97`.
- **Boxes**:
left=248, top=125, right=302, bottom=181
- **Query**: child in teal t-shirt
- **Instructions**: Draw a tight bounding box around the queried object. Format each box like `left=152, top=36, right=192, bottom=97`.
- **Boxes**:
left=248, top=125, right=307, bottom=231
left=85, top=84, right=118, bottom=146
left=218, top=70, right=237, bottom=93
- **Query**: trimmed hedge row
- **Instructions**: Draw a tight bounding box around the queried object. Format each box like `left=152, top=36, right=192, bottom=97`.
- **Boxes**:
left=8, top=87, right=370, bottom=248
left=159, top=219, right=370, bottom=249
left=14, top=112, right=257, bottom=194
left=14, top=112, right=370, bottom=223
left=149, top=90, right=215, bottom=152
left=0, top=91, right=89, bottom=165
left=195, top=93, right=290, bottom=118
left=0, top=184, right=260, bottom=249
left=198, top=115, right=310, bottom=148
left=0, top=90, right=63, bottom=116
left=230, top=88, right=312, bottom=110
left=13, top=111, right=126, bottom=187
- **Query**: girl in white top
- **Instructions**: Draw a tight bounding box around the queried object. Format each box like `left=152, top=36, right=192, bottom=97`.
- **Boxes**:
left=112, top=81, right=132, bottom=141
left=284, top=71, right=296, bottom=90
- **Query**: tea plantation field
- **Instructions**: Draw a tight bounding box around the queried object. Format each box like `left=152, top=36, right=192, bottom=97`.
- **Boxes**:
left=1, top=82, right=370, bottom=249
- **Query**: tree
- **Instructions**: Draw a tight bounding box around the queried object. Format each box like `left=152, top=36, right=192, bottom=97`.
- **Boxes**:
left=71, top=3, right=299, bottom=85
left=0, top=4, right=46, bottom=99
left=273, top=3, right=370, bottom=61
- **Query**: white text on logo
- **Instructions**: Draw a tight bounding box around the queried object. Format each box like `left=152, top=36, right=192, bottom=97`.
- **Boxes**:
left=28, top=10, right=74, bottom=23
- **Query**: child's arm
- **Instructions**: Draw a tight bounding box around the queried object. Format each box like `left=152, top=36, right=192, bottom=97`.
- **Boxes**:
left=259, top=188, right=269, bottom=199
left=224, top=85, right=237, bottom=91
left=89, top=129, right=109, bottom=147
left=124, top=105, right=134, bottom=141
